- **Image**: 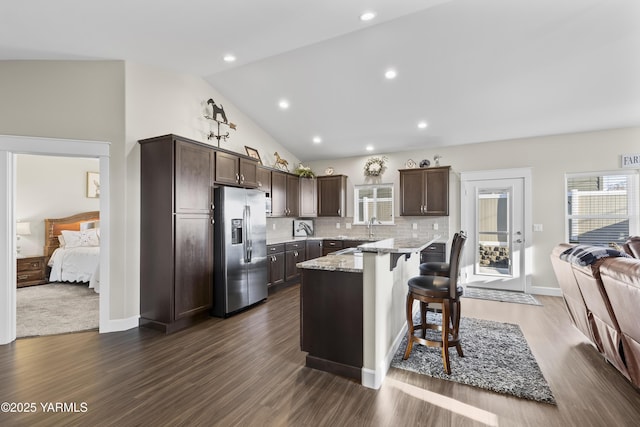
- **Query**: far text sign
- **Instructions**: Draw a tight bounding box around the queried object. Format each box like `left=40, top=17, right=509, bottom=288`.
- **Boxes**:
left=622, top=154, right=640, bottom=168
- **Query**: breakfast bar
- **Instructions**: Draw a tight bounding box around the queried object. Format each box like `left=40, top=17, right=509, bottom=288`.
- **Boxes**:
left=297, top=237, right=439, bottom=389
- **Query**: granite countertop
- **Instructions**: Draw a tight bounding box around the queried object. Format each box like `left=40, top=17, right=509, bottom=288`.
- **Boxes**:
left=358, top=236, right=440, bottom=254
left=267, top=235, right=380, bottom=246
left=296, top=236, right=440, bottom=273
left=296, top=254, right=363, bottom=273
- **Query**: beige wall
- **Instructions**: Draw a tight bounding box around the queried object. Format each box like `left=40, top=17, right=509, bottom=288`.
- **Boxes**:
left=0, top=60, right=127, bottom=318
left=306, top=126, right=640, bottom=289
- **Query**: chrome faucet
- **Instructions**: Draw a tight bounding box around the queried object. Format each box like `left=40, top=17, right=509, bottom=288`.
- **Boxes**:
left=367, top=217, right=382, bottom=239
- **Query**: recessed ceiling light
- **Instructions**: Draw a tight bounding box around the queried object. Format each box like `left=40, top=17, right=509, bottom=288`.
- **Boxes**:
left=360, top=11, right=376, bottom=21
left=385, top=69, right=397, bottom=80
left=278, top=99, right=290, bottom=110
left=312, top=136, right=322, bottom=144
left=223, top=54, right=236, bottom=63
left=366, top=145, right=374, bottom=151
left=418, top=121, right=428, bottom=129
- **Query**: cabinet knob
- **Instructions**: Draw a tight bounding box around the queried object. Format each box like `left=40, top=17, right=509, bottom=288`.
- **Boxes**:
left=236, top=173, right=240, bottom=182
left=337, top=208, right=341, bottom=215
left=240, top=174, right=245, bottom=183
left=294, top=251, right=298, bottom=257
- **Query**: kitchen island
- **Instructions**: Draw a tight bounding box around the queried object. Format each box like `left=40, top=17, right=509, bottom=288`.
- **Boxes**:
left=297, top=237, right=439, bottom=389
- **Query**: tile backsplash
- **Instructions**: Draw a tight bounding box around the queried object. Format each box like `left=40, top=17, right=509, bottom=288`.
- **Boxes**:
left=267, top=216, right=449, bottom=242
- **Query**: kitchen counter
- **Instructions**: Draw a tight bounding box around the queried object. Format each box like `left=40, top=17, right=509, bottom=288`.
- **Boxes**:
left=298, top=236, right=436, bottom=389
left=297, top=236, right=440, bottom=273
left=296, top=253, right=363, bottom=273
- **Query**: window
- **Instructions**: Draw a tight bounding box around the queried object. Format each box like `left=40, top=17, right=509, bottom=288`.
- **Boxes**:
left=354, top=183, right=394, bottom=225
left=565, top=170, right=639, bottom=245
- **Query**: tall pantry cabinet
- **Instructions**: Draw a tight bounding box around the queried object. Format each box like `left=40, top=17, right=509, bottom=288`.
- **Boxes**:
left=139, top=134, right=215, bottom=333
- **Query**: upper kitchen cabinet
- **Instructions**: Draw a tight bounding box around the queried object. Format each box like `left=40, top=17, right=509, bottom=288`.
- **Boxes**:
left=399, top=166, right=450, bottom=216
left=215, top=151, right=259, bottom=188
left=175, top=139, right=216, bottom=214
left=271, top=170, right=299, bottom=217
left=317, top=175, right=347, bottom=217
left=256, top=166, right=272, bottom=193
left=299, top=178, right=317, bottom=217
left=286, top=174, right=300, bottom=217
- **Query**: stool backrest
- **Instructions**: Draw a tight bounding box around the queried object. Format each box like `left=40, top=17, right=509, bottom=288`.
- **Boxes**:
left=447, top=231, right=467, bottom=298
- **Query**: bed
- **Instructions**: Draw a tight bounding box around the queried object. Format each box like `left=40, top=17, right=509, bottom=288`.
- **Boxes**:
left=44, top=211, right=101, bottom=293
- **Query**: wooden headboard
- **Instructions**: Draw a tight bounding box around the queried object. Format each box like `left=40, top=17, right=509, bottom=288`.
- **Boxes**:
left=44, top=211, right=100, bottom=257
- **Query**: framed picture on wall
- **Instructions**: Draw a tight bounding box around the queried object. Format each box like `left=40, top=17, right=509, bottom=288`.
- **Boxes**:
left=245, top=146, right=262, bottom=164
left=87, top=172, right=100, bottom=198
left=293, top=219, right=314, bottom=237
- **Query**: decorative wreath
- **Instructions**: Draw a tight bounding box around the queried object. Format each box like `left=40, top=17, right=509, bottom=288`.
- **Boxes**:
left=364, top=156, right=388, bottom=177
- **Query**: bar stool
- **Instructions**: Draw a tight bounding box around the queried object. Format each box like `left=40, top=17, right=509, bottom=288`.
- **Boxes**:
left=403, top=231, right=466, bottom=374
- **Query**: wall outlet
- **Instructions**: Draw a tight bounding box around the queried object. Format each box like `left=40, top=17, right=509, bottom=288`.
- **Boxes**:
left=346, top=223, right=352, bottom=229
left=533, top=224, right=543, bottom=232
left=272, top=223, right=276, bottom=230
left=336, top=223, right=341, bottom=229
left=412, top=223, right=418, bottom=230
left=433, top=223, right=439, bottom=230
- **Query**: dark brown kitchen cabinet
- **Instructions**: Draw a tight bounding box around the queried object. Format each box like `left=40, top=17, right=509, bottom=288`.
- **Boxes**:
left=299, top=178, right=317, bottom=217
left=270, top=171, right=299, bottom=217
left=399, top=166, right=450, bottom=216
left=256, top=166, right=272, bottom=193
left=306, top=239, right=323, bottom=260
left=317, top=175, right=347, bottom=217
left=420, top=242, right=446, bottom=263
left=322, top=239, right=344, bottom=256
left=285, top=241, right=306, bottom=282
left=215, top=151, right=259, bottom=187
left=267, top=243, right=285, bottom=288
left=287, top=174, right=300, bottom=217
left=138, top=134, right=215, bottom=333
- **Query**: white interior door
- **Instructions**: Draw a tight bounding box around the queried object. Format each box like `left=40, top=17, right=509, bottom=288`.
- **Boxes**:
left=462, top=177, right=526, bottom=292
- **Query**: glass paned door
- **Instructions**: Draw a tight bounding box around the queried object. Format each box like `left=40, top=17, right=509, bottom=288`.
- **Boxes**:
left=463, top=178, right=525, bottom=291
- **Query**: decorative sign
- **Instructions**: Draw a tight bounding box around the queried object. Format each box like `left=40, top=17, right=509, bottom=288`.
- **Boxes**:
left=622, top=154, right=640, bottom=168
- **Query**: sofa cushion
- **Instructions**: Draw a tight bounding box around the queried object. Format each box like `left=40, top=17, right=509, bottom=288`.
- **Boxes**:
left=560, top=244, right=631, bottom=267
left=622, top=236, right=640, bottom=258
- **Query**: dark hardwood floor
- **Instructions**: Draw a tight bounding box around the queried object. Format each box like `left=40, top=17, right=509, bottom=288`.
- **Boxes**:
left=1, top=284, right=639, bottom=426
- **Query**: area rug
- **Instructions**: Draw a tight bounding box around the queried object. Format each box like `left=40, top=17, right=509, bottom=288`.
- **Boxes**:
left=16, top=283, right=99, bottom=338
left=463, top=287, right=542, bottom=306
left=391, top=312, right=556, bottom=404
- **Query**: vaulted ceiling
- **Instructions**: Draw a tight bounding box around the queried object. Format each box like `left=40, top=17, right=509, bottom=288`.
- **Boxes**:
left=1, top=0, right=639, bottom=161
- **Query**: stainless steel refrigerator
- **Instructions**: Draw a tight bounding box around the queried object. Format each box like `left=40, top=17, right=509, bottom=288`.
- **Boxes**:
left=212, top=186, right=267, bottom=317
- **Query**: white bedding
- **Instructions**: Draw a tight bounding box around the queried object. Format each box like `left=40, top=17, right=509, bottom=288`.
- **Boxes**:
left=48, top=246, right=100, bottom=293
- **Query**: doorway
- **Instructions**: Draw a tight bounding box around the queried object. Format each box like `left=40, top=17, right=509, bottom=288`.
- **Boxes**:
left=0, top=135, right=110, bottom=345
left=461, top=169, right=532, bottom=293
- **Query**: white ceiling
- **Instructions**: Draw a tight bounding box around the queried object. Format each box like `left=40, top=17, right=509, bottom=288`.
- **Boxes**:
left=1, top=0, right=639, bottom=161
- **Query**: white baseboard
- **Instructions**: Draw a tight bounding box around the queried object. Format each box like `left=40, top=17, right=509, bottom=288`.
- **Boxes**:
left=99, top=315, right=139, bottom=333
left=362, top=323, right=408, bottom=389
left=528, top=286, right=562, bottom=297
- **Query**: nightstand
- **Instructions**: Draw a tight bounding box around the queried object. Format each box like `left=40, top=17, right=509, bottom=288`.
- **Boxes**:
left=17, top=255, right=47, bottom=288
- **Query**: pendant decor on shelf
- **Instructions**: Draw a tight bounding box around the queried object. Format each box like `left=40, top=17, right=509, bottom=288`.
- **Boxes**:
left=204, top=98, right=237, bottom=147
left=364, top=156, right=388, bottom=177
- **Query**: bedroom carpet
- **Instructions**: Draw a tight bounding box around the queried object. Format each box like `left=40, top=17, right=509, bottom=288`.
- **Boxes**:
left=391, top=312, right=556, bottom=404
left=16, top=283, right=99, bottom=338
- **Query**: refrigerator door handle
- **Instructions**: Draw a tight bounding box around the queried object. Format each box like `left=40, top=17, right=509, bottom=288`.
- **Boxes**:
left=243, top=205, right=252, bottom=263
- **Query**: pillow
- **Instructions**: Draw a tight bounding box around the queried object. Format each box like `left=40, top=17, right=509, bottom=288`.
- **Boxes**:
left=57, top=235, right=66, bottom=248
left=560, top=244, right=631, bottom=266
left=61, top=229, right=100, bottom=248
